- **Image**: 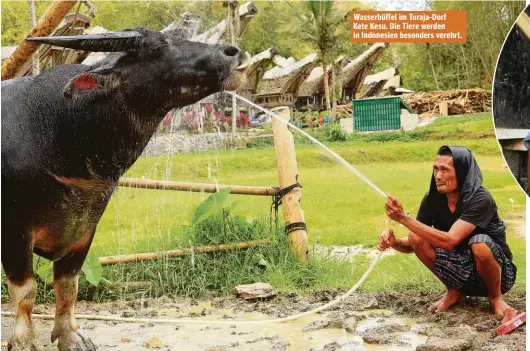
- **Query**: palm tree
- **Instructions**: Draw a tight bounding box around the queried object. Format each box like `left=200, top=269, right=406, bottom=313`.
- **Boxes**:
left=286, top=0, right=344, bottom=117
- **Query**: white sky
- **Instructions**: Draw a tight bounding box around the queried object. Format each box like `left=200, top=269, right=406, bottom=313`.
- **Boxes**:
left=361, top=0, right=429, bottom=11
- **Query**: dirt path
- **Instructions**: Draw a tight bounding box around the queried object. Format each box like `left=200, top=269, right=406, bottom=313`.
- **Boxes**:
left=2, top=292, right=525, bottom=351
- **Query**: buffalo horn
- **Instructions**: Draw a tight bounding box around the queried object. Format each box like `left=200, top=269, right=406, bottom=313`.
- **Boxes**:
left=25, top=31, right=143, bottom=52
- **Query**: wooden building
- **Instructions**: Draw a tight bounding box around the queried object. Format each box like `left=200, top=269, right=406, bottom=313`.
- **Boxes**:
left=254, top=53, right=318, bottom=109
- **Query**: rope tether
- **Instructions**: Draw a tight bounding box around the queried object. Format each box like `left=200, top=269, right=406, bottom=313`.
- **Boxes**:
left=270, top=177, right=302, bottom=235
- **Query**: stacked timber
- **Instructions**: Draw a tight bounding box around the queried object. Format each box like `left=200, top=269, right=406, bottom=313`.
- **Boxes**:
left=402, top=89, right=491, bottom=117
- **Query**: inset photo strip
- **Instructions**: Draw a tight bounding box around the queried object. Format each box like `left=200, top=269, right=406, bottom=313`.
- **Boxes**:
left=0, top=1, right=527, bottom=350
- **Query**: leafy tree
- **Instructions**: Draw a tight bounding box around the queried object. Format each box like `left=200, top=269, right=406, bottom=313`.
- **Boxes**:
left=283, top=0, right=348, bottom=117
left=1, top=1, right=50, bottom=46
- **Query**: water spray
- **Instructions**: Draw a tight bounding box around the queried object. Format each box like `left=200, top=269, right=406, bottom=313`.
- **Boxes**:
left=226, top=92, right=388, bottom=199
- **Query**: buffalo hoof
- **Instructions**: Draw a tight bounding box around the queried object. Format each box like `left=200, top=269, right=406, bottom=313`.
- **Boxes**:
left=53, top=330, right=96, bottom=351
left=7, top=337, right=43, bottom=351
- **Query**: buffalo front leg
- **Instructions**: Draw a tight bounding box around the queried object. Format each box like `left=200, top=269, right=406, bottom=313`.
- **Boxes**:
left=2, top=228, right=42, bottom=351
left=6, top=278, right=41, bottom=351
left=51, top=233, right=96, bottom=351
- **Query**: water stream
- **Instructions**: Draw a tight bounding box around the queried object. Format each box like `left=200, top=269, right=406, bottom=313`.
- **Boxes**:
left=226, top=91, right=389, bottom=199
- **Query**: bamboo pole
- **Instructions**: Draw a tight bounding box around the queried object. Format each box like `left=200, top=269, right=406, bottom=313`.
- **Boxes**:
left=2, top=0, right=77, bottom=80
left=271, top=107, right=308, bottom=263
left=118, top=178, right=276, bottom=196
left=517, top=12, right=530, bottom=40
left=99, top=239, right=271, bottom=266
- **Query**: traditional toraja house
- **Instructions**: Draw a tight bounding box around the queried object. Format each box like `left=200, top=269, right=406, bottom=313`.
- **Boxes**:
left=297, top=55, right=350, bottom=109
left=237, top=47, right=278, bottom=110
left=340, top=42, right=387, bottom=104
left=296, top=43, right=387, bottom=110
left=254, top=53, right=319, bottom=109
left=359, top=67, right=403, bottom=98
left=191, top=1, right=257, bottom=44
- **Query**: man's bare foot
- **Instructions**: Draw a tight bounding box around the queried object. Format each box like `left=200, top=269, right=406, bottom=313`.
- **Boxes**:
left=428, top=294, right=446, bottom=312
left=428, top=289, right=465, bottom=313
left=489, top=297, right=517, bottom=323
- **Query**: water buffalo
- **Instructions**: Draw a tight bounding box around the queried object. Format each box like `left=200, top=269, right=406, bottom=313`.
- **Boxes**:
left=2, top=27, right=246, bottom=350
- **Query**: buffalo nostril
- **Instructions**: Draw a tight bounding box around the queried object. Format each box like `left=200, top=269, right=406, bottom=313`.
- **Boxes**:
left=222, top=45, right=241, bottom=57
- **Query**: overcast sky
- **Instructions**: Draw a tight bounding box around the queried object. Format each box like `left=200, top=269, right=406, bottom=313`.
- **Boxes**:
left=362, top=0, right=429, bottom=11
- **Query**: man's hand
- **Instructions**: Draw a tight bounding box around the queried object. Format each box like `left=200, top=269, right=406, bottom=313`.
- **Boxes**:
left=385, top=195, right=410, bottom=224
left=378, top=228, right=396, bottom=251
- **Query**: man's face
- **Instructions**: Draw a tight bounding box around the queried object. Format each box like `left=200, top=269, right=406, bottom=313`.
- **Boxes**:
left=433, top=155, right=458, bottom=194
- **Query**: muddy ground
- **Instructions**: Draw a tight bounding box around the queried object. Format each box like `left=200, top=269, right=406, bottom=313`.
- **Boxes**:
left=1, top=291, right=525, bottom=351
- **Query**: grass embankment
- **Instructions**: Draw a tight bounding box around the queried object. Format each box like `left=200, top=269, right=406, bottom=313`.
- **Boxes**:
left=3, top=113, right=524, bottom=302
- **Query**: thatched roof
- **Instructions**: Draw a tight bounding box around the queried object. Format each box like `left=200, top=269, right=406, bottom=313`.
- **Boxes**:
left=297, top=56, right=350, bottom=98
left=382, top=74, right=402, bottom=90
left=342, top=43, right=387, bottom=87
left=273, top=55, right=296, bottom=68
left=296, top=44, right=387, bottom=99
left=359, top=67, right=399, bottom=98
left=255, top=53, right=318, bottom=97
left=239, top=47, right=278, bottom=91
left=363, top=67, right=397, bottom=85
left=191, top=2, right=257, bottom=44
left=247, top=47, right=278, bottom=73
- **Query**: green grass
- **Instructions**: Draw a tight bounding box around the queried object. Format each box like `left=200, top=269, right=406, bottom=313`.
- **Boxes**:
left=248, top=113, right=495, bottom=148
left=85, top=113, right=525, bottom=298
left=2, top=113, right=525, bottom=302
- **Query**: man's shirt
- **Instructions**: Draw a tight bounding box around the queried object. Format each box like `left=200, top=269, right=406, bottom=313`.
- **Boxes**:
left=416, top=188, right=513, bottom=260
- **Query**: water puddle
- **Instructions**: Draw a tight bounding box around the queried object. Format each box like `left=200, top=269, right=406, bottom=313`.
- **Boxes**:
left=2, top=301, right=429, bottom=351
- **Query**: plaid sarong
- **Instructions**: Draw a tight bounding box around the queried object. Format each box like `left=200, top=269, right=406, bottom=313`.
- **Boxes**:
left=434, top=234, right=517, bottom=296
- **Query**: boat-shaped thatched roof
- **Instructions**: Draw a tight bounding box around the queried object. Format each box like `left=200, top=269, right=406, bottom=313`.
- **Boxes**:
left=297, top=55, right=350, bottom=97
left=255, top=53, right=318, bottom=97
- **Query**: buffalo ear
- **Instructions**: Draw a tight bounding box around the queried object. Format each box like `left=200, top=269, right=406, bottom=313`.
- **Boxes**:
left=62, top=53, right=128, bottom=98
left=62, top=73, right=119, bottom=98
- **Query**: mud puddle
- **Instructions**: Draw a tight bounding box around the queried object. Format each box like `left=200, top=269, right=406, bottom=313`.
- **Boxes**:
left=1, top=291, right=525, bottom=351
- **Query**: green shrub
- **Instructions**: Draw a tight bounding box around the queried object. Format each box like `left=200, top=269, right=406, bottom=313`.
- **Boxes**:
left=323, top=123, right=348, bottom=142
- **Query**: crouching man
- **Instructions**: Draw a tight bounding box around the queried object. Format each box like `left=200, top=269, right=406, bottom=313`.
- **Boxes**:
left=379, top=145, right=518, bottom=321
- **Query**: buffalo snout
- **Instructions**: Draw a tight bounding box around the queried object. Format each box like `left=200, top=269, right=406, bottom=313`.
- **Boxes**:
left=221, top=45, right=242, bottom=59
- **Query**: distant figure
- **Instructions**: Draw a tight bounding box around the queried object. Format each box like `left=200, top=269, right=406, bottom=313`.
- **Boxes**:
left=324, top=115, right=329, bottom=125
left=379, top=146, right=518, bottom=323
left=319, top=114, right=324, bottom=126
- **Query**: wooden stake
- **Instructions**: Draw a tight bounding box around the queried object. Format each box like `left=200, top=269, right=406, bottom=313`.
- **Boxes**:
left=439, top=100, right=449, bottom=116
left=1, top=0, right=77, bottom=80
left=118, top=178, right=276, bottom=196
left=99, top=239, right=271, bottom=266
left=271, top=106, right=308, bottom=263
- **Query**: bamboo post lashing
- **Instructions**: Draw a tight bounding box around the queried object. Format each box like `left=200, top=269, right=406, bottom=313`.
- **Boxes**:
left=271, top=106, right=309, bottom=263
left=1, top=0, right=77, bottom=80
left=99, top=239, right=271, bottom=266
left=517, top=12, right=530, bottom=40
left=118, top=178, right=276, bottom=196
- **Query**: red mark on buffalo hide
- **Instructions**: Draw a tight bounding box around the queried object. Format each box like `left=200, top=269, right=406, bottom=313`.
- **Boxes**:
left=73, top=75, right=98, bottom=89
